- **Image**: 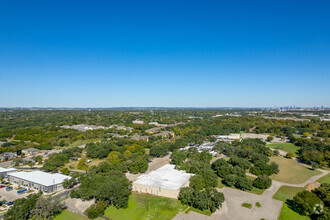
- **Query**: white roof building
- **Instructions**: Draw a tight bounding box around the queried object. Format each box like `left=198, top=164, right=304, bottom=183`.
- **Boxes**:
left=133, top=164, right=194, bottom=198
left=8, top=171, right=71, bottom=193
left=0, top=167, right=18, bottom=178
left=9, top=171, right=70, bottom=186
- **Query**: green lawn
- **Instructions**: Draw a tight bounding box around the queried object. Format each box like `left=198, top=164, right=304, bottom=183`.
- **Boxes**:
left=279, top=203, right=309, bottom=220
left=273, top=186, right=309, bottom=220
left=104, top=193, right=187, bottom=220
left=269, top=156, right=321, bottom=184
left=53, top=210, right=90, bottom=220
left=317, top=173, right=330, bottom=184
left=273, top=186, right=305, bottom=202
left=268, top=142, right=300, bottom=156
left=217, top=177, right=265, bottom=195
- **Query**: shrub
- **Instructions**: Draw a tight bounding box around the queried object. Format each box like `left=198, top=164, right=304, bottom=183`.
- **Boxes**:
left=267, top=136, right=274, bottom=142
left=241, top=203, right=252, bottom=209
left=285, top=152, right=294, bottom=159
left=255, top=202, right=262, bottom=207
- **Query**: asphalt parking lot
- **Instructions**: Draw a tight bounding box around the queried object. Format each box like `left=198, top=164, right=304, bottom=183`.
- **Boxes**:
left=0, top=185, right=32, bottom=203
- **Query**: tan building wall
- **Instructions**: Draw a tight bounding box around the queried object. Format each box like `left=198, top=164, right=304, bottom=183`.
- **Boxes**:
left=132, top=181, right=190, bottom=199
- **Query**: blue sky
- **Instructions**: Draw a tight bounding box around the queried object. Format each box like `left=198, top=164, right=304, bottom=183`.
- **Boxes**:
left=0, top=0, right=329, bottom=107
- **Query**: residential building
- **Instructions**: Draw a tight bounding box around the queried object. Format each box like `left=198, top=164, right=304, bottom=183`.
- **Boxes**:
left=22, top=147, right=40, bottom=155
left=0, top=152, right=17, bottom=162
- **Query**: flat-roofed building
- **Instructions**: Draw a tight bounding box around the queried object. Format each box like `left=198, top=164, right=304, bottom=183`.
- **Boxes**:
left=0, top=167, right=17, bottom=178
left=132, top=164, right=194, bottom=199
left=8, top=171, right=71, bottom=193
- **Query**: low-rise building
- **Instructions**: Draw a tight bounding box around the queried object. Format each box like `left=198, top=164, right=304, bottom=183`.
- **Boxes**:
left=0, top=167, right=17, bottom=178
left=132, top=120, right=144, bottom=124
left=153, top=131, right=175, bottom=139
left=130, top=134, right=149, bottom=141
left=0, top=152, right=17, bottom=162
left=22, top=147, right=40, bottom=155
left=132, top=164, right=194, bottom=199
left=215, top=133, right=240, bottom=142
left=145, top=127, right=162, bottom=134
left=8, top=171, right=71, bottom=193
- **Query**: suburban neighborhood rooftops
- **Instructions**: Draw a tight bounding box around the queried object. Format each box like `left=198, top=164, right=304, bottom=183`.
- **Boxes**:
left=0, top=167, right=17, bottom=173
left=8, top=171, right=71, bottom=186
left=133, top=164, right=194, bottom=190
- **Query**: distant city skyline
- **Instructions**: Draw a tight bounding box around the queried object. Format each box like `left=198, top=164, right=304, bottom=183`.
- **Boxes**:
left=1, top=0, right=330, bottom=107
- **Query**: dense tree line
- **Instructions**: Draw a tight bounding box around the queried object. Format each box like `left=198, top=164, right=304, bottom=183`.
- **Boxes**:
left=178, top=187, right=225, bottom=213
left=4, top=193, right=64, bottom=220
left=290, top=183, right=330, bottom=219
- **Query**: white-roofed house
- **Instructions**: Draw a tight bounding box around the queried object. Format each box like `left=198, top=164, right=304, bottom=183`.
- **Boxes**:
left=132, top=164, right=194, bottom=199
left=8, top=170, right=71, bottom=193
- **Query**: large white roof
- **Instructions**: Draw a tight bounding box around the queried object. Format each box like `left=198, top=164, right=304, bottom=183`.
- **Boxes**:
left=9, top=171, right=71, bottom=186
left=0, top=167, right=17, bottom=173
left=134, top=164, right=194, bottom=190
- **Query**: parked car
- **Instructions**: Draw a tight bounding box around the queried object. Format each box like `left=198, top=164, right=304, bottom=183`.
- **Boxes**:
left=6, top=201, right=14, bottom=206
left=0, top=185, right=5, bottom=188
left=6, top=186, right=13, bottom=191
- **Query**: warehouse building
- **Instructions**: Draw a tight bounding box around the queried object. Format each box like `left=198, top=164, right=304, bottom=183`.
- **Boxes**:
left=132, top=164, right=194, bottom=199
left=8, top=171, right=71, bottom=193
left=0, top=167, right=17, bottom=178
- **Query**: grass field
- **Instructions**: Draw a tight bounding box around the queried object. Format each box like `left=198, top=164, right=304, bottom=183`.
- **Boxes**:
left=317, top=173, right=330, bottom=184
left=53, top=210, right=90, bottom=220
left=104, top=193, right=187, bottom=220
left=268, top=142, right=300, bottom=156
left=269, top=157, right=321, bottom=184
left=273, top=186, right=305, bottom=202
left=279, top=203, right=309, bottom=220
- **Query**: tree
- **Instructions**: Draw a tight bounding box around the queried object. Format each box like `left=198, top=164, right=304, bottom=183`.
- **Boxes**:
left=293, top=190, right=323, bottom=216
left=31, top=196, right=64, bottom=219
left=149, top=145, right=169, bottom=157
left=178, top=187, right=225, bottom=213
left=252, top=175, right=272, bottom=189
left=85, top=201, right=107, bottom=219
left=4, top=193, right=41, bottom=220
left=74, top=170, right=132, bottom=208
left=303, top=132, right=310, bottom=138
left=61, top=167, right=70, bottom=175
left=267, top=136, right=274, bottom=142
left=223, top=175, right=237, bottom=187
left=285, top=152, right=294, bottom=159
left=234, top=176, right=252, bottom=191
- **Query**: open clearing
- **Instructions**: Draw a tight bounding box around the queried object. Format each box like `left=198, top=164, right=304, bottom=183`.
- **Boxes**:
left=317, top=173, right=330, bottom=184
left=267, top=142, right=300, bottom=155
left=269, top=157, right=321, bottom=184
left=273, top=186, right=304, bottom=202
left=104, top=193, right=187, bottom=220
